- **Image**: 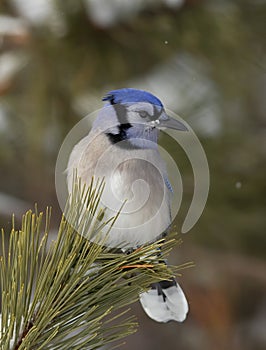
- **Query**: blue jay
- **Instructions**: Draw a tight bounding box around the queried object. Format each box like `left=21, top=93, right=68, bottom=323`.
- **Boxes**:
left=67, top=88, right=189, bottom=323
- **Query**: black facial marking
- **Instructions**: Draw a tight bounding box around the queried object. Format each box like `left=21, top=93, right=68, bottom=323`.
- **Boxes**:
left=106, top=123, right=132, bottom=144
left=109, top=96, right=115, bottom=105
left=106, top=100, right=134, bottom=144
left=113, top=102, right=129, bottom=125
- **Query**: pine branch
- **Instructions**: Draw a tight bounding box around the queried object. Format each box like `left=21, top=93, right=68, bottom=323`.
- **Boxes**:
left=0, top=179, right=189, bottom=350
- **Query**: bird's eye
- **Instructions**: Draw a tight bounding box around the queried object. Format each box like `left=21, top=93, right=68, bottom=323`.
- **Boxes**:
left=139, top=111, right=149, bottom=118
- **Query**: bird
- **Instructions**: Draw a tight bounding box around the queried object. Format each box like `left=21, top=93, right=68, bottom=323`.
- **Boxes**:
left=67, top=88, right=189, bottom=323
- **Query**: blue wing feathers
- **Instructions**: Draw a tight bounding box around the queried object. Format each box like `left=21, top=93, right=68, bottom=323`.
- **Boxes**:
left=164, top=176, right=173, bottom=193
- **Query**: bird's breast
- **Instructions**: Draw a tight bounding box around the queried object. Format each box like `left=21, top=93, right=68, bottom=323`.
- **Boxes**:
left=67, top=132, right=172, bottom=248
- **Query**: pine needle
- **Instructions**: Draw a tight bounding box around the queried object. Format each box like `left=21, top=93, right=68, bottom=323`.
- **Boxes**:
left=0, top=179, right=190, bottom=349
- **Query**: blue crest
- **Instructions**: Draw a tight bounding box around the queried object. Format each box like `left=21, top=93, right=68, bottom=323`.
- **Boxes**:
left=103, top=88, right=163, bottom=107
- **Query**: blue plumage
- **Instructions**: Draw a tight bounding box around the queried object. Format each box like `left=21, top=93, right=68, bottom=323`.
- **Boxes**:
left=103, top=88, right=163, bottom=107
left=164, top=176, right=173, bottom=193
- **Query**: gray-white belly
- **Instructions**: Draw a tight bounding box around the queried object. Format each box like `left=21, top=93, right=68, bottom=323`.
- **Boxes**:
left=67, top=132, right=172, bottom=249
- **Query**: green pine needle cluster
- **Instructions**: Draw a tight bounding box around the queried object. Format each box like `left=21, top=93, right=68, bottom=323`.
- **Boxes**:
left=0, top=179, right=190, bottom=350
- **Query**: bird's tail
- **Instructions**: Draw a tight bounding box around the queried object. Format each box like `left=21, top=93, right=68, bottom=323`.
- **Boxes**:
left=139, top=278, right=188, bottom=323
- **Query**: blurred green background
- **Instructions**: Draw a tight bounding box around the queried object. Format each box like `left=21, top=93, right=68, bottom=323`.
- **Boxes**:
left=0, top=0, right=265, bottom=349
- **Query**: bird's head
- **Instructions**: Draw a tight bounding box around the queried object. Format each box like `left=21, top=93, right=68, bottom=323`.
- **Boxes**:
left=94, top=88, right=188, bottom=148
